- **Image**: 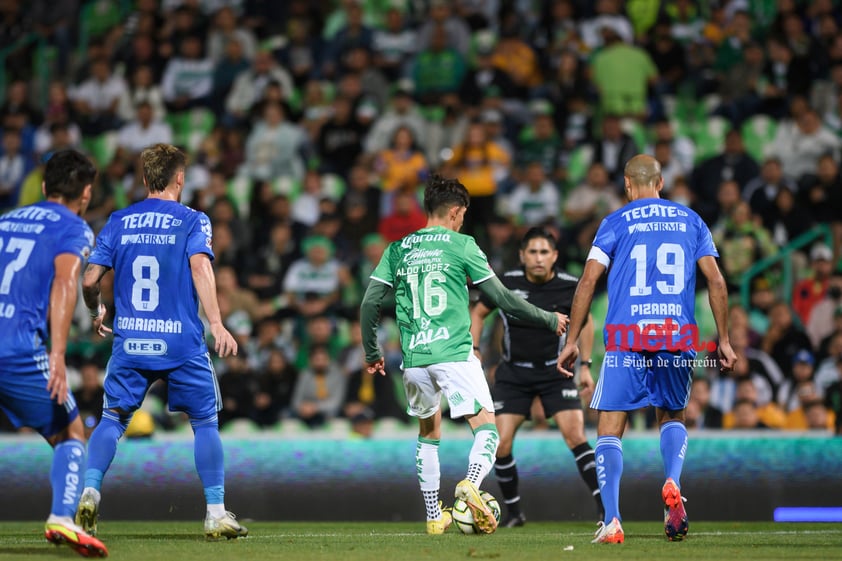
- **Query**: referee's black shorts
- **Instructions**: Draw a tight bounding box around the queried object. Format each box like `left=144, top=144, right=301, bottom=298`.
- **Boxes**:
left=491, top=361, right=582, bottom=418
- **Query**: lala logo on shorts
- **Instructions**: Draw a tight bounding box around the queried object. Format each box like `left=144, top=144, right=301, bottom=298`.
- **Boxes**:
left=124, top=338, right=168, bottom=356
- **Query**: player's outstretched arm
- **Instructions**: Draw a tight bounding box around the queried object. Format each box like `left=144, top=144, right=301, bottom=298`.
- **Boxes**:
left=190, top=253, right=237, bottom=358
left=48, top=254, right=83, bottom=405
left=558, top=260, right=605, bottom=377
left=82, top=263, right=112, bottom=337
left=360, top=280, right=392, bottom=376
left=476, top=276, right=566, bottom=334
left=698, top=255, right=737, bottom=372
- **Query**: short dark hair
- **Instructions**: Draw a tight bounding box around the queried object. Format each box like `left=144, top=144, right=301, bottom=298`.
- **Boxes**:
left=140, top=143, right=186, bottom=193
left=423, top=174, right=469, bottom=217
left=43, top=149, right=97, bottom=200
left=520, top=227, right=557, bottom=250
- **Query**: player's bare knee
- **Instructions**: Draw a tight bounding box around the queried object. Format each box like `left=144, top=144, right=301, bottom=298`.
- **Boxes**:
left=47, top=416, right=87, bottom=447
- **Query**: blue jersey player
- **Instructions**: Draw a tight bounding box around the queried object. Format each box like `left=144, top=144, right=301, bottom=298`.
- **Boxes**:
left=0, top=150, right=107, bottom=557
left=558, top=155, right=737, bottom=544
left=78, top=144, right=247, bottom=540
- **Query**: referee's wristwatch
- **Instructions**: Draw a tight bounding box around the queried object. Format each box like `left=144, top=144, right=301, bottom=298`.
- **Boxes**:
left=579, top=359, right=593, bottom=367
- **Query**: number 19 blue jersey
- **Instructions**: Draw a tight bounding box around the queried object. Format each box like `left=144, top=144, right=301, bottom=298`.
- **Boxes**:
left=0, top=202, right=93, bottom=358
left=89, top=199, right=214, bottom=369
left=590, top=198, right=718, bottom=351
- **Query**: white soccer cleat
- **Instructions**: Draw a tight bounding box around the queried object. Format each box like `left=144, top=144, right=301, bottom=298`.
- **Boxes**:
left=204, top=511, right=249, bottom=540
left=592, top=517, right=624, bottom=544
left=75, top=488, right=101, bottom=536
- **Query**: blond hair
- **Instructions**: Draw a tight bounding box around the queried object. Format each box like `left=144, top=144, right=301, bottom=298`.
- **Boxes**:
left=140, top=143, right=186, bottom=193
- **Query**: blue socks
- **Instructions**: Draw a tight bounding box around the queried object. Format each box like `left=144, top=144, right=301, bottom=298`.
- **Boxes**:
left=51, top=439, right=86, bottom=518
left=660, top=421, right=688, bottom=486
left=595, top=436, right=623, bottom=524
left=84, top=411, right=129, bottom=491
left=191, top=416, right=225, bottom=507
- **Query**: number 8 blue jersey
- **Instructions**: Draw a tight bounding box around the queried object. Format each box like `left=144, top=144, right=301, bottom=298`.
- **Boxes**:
left=589, top=198, right=718, bottom=351
left=0, top=202, right=93, bottom=358
left=89, top=199, right=214, bottom=369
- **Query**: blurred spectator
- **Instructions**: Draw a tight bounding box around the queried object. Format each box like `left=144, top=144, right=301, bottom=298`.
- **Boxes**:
left=116, top=101, right=174, bottom=158
left=760, top=37, right=811, bottom=119
left=784, top=382, right=835, bottom=430
left=823, top=361, right=842, bottom=434
left=246, top=221, right=300, bottom=300
left=216, top=265, right=262, bottom=323
left=799, top=154, right=842, bottom=226
left=363, top=79, right=426, bottom=157
left=416, top=0, right=471, bottom=57
left=590, top=114, right=639, bottom=184
left=343, top=366, right=406, bottom=438
left=685, top=376, right=723, bottom=429
left=767, top=108, right=840, bottom=181
left=505, top=161, right=559, bottom=229
left=649, top=118, right=696, bottom=173
left=729, top=398, right=769, bottom=429
left=119, top=65, right=167, bottom=123
left=425, top=94, right=470, bottom=167
left=225, top=50, right=294, bottom=124
left=579, top=0, right=633, bottom=49
left=516, top=100, right=563, bottom=181
left=122, top=33, right=165, bottom=83
left=73, top=361, right=105, bottom=437
left=206, top=6, right=257, bottom=62
left=70, top=58, right=127, bottom=135
left=0, top=80, right=41, bottom=125
left=283, top=235, right=348, bottom=318
left=654, top=140, right=688, bottom=190
left=715, top=40, right=766, bottom=125
left=291, top=171, right=329, bottom=229
left=291, top=345, right=347, bottom=428
left=460, top=36, right=520, bottom=107
left=161, top=35, right=215, bottom=112
left=374, top=125, right=428, bottom=211
left=761, top=301, right=814, bottom=375
left=563, top=162, right=622, bottom=229
left=590, top=27, right=658, bottom=118
left=808, top=270, right=842, bottom=351
left=778, top=349, right=819, bottom=412
left=322, top=0, right=374, bottom=79
left=722, top=375, right=786, bottom=429
left=412, top=24, right=467, bottom=105
left=252, top=348, right=298, bottom=427
left=483, top=214, right=520, bottom=273
left=445, top=120, right=511, bottom=240
left=712, top=201, right=777, bottom=291
left=218, top=352, right=256, bottom=426
left=211, top=39, right=251, bottom=116
left=372, top=4, right=418, bottom=81
left=491, top=13, right=542, bottom=93
left=316, top=96, right=367, bottom=178
left=691, top=130, right=760, bottom=221
left=0, top=128, right=33, bottom=211
left=276, top=17, right=323, bottom=89
left=647, top=20, right=687, bottom=96
left=793, top=244, right=834, bottom=326
left=378, top=189, right=426, bottom=243
left=743, top=157, right=799, bottom=225
left=34, top=82, right=81, bottom=156
left=710, top=324, right=782, bottom=412
left=239, top=101, right=306, bottom=183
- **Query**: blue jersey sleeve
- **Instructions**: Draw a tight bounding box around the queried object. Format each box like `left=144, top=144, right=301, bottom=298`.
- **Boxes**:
left=695, top=216, right=719, bottom=261
left=591, top=217, right=617, bottom=263
left=187, top=212, right=214, bottom=260
left=88, top=217, right=115, bottom=268
left=55, top=222, right=94, bottom=262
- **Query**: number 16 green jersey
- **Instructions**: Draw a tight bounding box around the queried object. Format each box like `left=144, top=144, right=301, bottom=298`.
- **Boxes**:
left=370, top=226, right=494, bottom=368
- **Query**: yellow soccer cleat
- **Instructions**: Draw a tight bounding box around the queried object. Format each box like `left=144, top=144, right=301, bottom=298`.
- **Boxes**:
left=75, top=488, right=100, bottom=536
left=455, top=479, right=498, bottom=534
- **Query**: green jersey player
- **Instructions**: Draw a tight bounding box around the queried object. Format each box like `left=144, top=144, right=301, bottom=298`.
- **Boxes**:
left=361, top=175, right=567, bottom=535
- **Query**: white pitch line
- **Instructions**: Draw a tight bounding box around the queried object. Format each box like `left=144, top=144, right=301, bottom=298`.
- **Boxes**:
left=242, top=529, right=842, bottom=539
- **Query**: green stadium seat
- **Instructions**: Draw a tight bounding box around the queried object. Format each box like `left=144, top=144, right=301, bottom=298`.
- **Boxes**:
left=621, top=118, right=649, bottom=151
left=82, top=132, right=118, bottom=168
left=565, top=145, right=593, bottom=190
left=741, top=114, right=778, bottom=162
left=691, top=116, right=731, bottom=163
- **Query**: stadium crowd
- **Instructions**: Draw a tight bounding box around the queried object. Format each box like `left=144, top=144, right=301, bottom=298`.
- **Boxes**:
left=1, top=0, right=842, bottom=437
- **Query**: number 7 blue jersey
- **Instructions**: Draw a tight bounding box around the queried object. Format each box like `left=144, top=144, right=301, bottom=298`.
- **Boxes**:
left=589, top=198, right=718, bottom=351
left=89, top=198, right=214, bottom=369
left=0, top=202, right=93, bottom=358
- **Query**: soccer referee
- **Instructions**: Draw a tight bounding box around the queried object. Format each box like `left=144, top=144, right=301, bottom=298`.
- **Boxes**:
left=470, top=227, right=602, bottom=526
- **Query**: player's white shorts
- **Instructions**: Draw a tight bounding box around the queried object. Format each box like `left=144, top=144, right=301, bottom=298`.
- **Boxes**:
left=403, top=352, right=493, bottom=419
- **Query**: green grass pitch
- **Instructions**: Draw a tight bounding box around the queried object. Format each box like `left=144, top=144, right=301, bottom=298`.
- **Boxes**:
left=1, top=521, right=841, bottom=561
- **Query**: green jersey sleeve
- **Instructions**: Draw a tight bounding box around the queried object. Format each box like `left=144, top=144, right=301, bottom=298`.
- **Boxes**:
left=370, top=242, right=396, bottom=286
left=463, top=236, right=495, bottom=285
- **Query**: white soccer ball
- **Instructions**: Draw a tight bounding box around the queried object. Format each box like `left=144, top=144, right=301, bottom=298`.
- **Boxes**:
left=452, top=490, right=501, bottom=534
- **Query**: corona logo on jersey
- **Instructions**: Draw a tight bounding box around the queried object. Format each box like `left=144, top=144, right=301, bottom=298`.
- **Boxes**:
left=400, top=232, right=451, bottom=249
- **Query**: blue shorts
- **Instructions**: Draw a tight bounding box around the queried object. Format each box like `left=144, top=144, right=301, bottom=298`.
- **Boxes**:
left=104, top=353, right=221, bottom=420
left=0, top=353, right=79, bottom=437
left=590, top=350, right=695, bottom=412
